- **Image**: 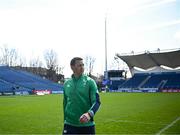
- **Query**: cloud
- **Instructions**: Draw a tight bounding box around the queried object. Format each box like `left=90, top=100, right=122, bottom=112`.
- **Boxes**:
left=117, top=0, right=177, bottom=18
left=144, top=19, right=180, bottom=31
left=174, top=31, right=180, bottom=39
left=137, top=0, right=176, bottom=10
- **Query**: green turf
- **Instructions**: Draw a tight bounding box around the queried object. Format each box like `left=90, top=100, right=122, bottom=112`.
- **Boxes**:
left=0, top=93, right=180, bottom=134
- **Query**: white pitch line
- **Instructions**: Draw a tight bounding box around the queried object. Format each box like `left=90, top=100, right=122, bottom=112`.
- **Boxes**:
left=106, top=119, right=166, bottom=125
left=156, top=117, right=180, bottom=135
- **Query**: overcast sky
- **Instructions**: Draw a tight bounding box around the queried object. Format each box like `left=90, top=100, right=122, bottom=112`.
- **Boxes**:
left=0, top=0, right=180, bottom=77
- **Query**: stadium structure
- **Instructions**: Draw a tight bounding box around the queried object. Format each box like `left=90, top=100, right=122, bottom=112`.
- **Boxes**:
left=103, top=49, right=180, bottom=93
left=0, top=66, right=63, bottom=96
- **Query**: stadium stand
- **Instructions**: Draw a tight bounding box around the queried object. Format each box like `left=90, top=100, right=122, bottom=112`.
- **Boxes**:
left=102, top=70, right=126, bottom=91
left=119, top=73, right=149, bottom=89
left=114, top=49, right=180, bottom=92
left=0, top=79, right=13, bottom=92
left=109, top=80, right=126, bottom=90
left=162, top=72, right=180, bottom=89
left=0, top=66, right=63, bottom=95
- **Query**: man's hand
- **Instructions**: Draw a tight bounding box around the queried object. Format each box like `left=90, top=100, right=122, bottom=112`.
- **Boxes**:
left=79, top=113, right=91, bottom=123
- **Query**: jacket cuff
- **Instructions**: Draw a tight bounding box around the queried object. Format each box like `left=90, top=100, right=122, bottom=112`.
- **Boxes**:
left=88, top=110, right=94, bottom=118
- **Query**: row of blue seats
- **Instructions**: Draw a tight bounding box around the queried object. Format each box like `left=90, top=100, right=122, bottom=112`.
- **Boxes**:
left=13, top=68, right=63, bottom=90
left=119, top=74, right=148, bottom=88
left=117, top=72, right=180, bottom=89
left=0, top=79, right=32, bottom=92
left=0, top=66, right=63, bottom=92
left=108, top=80, right=125, bottom=90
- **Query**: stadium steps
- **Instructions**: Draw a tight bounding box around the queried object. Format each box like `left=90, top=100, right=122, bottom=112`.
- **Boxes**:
left=138, top=75, right=151, bottom=88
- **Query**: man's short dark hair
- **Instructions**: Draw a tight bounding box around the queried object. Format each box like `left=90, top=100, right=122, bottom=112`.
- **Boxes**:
left=70, top=57, right=83, bottom=66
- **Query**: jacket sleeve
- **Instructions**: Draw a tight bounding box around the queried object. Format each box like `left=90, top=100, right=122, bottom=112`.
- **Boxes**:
left=88, top=79, right=101, bottom=117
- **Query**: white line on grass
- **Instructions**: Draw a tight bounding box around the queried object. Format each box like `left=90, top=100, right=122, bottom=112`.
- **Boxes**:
left=156, top=117, right=180, bottom=135
left=106, top=119, right=167, bottom=126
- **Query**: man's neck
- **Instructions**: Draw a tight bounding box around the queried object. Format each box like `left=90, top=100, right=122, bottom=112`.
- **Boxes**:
left=73, top=73, right=82, bottom=78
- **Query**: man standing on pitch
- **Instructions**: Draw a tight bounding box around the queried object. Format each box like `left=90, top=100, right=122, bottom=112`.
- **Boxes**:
left=63, top=57, right=101, bottom=134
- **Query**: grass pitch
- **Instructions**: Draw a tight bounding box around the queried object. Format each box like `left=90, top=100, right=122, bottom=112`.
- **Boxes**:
left=0, top=93, right=180, bottom=134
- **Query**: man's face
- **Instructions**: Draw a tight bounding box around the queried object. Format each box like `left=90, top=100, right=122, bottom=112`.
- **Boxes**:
left=71, top=60, right=84, bottom=76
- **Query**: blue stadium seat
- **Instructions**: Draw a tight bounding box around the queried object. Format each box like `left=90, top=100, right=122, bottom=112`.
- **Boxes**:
left=0, top=66, right=63, bottom=94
